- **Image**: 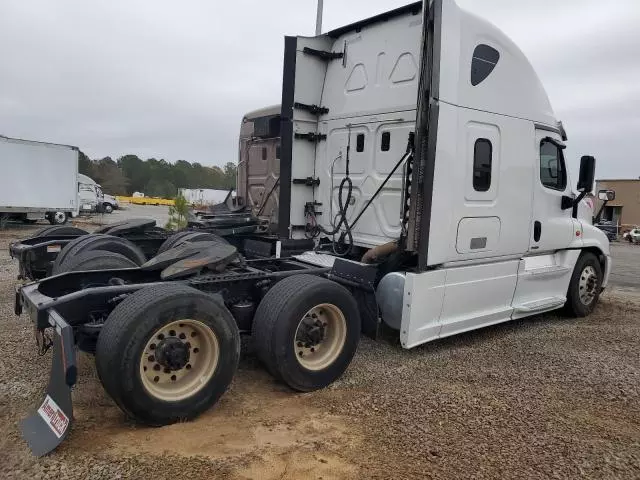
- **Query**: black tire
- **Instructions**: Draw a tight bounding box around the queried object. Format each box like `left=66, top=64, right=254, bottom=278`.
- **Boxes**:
left=48, top=211, right=68, bottom=225
left=34, top=225, right=89, bottom=238
left=564, top=252, right=603, bottom=317
left=103, top=204, right=113, bottom=214
left=52, top=234, right=146, bottom=274
left=252, top=274, right=360, bottom=392
left=62, top=250, right=138, bottom=272
left=95, top=284, right=240, bottom=425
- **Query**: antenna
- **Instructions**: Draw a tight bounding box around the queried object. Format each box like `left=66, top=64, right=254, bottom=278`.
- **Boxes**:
left=315, top=0, right=323, bottom=35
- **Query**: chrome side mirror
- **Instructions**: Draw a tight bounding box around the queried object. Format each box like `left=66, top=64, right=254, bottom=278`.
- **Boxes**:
left=597, top=189, right=615, bottom=201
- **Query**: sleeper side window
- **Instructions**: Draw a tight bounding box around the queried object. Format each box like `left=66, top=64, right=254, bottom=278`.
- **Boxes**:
left=473, top=138, right=492, bottom=192
left=275, top=145, right=280, bottom=159
left=261, top=147, right=267, bottom=161
left=356, top=133, right=365, bottom=152
left=539, top=139, right=567, bottom=191
left=471, top=44, right=500, bottom=86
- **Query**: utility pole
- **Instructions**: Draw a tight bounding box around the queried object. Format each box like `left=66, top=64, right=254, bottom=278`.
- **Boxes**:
left=315, top=0, right=323, bottom=35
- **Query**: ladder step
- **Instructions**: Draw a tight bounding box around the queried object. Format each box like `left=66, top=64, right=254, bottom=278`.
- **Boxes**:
left=526, top=265, right=571, bottom=276
left=514, top=296, right=566, bottom=313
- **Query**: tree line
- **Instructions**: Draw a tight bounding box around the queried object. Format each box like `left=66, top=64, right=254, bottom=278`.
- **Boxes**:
left=79, top=152, right=237, bottom=198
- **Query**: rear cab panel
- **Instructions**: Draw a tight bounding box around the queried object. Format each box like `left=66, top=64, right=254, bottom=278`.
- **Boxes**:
left=281, top=3, right=422, bottom=247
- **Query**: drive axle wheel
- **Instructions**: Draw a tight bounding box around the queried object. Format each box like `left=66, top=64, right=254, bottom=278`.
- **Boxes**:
left=96, top=284, right=240, bottom=425
left=253, top=274, right=360, bottom=392
left=140, top=319, right=219, bottom=401
left=294, top=304, right=347, bottom=371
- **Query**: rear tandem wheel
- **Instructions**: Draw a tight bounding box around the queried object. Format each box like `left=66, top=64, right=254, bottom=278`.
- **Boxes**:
left=95, top=284, right=240, bottom=425
left=252, top=274, right=361, bottom=392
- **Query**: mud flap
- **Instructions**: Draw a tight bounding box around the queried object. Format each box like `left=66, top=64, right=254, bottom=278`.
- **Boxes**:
left=20, top=310, right=77, bottom=456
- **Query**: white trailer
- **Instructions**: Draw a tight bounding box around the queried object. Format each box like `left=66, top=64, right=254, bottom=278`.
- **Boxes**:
left=279, top=0, right=611, bottom=348
left=0, top=135, right=79, bottom=226
left=178, top=188, right=231, bottom=206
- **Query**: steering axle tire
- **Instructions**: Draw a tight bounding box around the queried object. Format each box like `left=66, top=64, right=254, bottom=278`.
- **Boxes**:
left=564, top=252, right=603, bottom=317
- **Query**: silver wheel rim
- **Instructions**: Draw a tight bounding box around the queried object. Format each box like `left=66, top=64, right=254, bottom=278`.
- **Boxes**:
left=294, top=303, right=347, bottom=371
left=139, top=319, right=219, bottom=401
left=578, top=265, right=598, bottom=306
left=54, top=212, right=66, bottom=224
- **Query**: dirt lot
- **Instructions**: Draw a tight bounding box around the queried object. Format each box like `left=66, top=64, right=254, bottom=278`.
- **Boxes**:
left=0, top=227, right=638, bottom=479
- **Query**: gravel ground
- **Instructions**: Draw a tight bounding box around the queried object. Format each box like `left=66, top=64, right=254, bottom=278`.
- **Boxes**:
left=0, top=227, right=638, bottom=479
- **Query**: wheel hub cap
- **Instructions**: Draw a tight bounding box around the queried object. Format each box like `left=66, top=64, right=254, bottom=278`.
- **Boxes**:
left=139, top=319, right=220, bottom=401
left=155, top=337, right=190, bottom=370
left=578, top=265, right=598, bottom=305
left=294, top=304, right=347, bottom=371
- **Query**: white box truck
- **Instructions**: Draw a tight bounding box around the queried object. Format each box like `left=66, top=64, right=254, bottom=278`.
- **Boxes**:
left=0, top=135, right=79, bottom=227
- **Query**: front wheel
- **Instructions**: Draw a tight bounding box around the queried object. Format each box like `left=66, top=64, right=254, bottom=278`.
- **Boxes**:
left=564, top=252, right=603, bottom=317
left=252, top=274, right=360, bottom=392
left=103, top=204, right=113, bottom=214
left=95, top=284, right=240, bottom=425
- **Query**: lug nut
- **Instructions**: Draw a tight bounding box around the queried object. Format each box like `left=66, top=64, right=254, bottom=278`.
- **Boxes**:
left=154, top=364, right=160, bottom=371
left=149, top=343, right=156, bottom=350
left=179, top=333, right=186, bottom=340
left=157, top=333, right=165, bottom=340
left=148, top=355, right=155, bottom=362
left=193, top=348, right=199, bottom=354
left=169, top=330, right=176, bottom=336
left=186, top=364, right=192, bottom=370
left=191, top=331, right=197, bottom=337
left=153, top=376, right=159, bottom=382
left=171, top=375, right=177, bottom=381
left=297, top=342, right=303, bottom=347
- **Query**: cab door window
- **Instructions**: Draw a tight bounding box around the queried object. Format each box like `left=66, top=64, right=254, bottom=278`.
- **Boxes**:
left=539, top=139, right=567, bottom=191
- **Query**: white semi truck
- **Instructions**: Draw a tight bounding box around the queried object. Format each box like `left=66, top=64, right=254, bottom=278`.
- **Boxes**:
left=279, top=0, right=611, bottom=348
left=16, top=0, right=612, bottom=455
left=0, top=135, right=79, bottom=227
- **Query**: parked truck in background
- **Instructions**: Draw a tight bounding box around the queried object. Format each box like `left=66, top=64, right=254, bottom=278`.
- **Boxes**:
left=236, top=105, right=281, bottom=231
left=179, top=188, right=231, bottom=207
left=77, top=173, right=104, bottom=214
left=0, top=135, right=78, bottom=227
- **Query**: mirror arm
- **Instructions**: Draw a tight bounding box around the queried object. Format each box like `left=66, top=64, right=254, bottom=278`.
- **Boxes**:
left=571, top=190, right=588, bottom=219
left=593, top=199, right=609, bottom=224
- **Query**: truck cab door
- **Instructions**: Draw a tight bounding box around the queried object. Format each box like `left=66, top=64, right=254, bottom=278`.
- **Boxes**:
left=529, top=129, right=576, bottom=252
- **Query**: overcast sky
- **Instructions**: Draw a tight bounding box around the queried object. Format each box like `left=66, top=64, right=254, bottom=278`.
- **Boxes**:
left=1, top=0, right=638, bottom=180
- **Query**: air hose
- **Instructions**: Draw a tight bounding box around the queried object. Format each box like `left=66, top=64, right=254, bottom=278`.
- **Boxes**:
left=310, top=132, right=414, bottom=256
left=309, top=130, right=354, bottom=255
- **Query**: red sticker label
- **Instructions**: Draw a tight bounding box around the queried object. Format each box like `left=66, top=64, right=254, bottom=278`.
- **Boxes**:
left=37, top=395, right=69, bottom=438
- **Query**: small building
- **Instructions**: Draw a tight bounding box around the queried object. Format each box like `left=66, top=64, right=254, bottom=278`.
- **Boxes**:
left=595, top=179, right=640, bottom=228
